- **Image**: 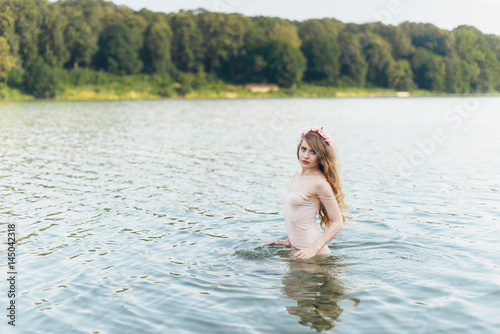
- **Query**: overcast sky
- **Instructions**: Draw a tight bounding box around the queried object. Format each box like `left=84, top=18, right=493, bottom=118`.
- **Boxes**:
left=106, top=0, right=500, bottom=36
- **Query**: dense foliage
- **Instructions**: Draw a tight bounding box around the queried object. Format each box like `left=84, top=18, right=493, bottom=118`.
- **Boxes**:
left=1, top=0, right=499, bottom=98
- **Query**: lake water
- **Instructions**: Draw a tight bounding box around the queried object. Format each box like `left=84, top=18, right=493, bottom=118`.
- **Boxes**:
left=1, top=97, right=499, bottom=333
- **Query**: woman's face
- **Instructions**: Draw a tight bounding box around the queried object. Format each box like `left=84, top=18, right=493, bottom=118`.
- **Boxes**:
left=298, top=139, right=319, bottom=169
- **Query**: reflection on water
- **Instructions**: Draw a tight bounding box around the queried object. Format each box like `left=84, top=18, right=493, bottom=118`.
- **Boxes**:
left=234, top=244, right=359, bottom=332
left=282, top=256, right=359, bottom=332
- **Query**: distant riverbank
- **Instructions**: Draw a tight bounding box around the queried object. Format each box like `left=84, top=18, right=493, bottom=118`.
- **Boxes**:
left=3, top=81, right=494, bottom=102
left=55, top=84, right=426, bottom=100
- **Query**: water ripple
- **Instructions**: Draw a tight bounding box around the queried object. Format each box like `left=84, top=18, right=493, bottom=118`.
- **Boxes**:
left=1, top=98, right=499, bottom=333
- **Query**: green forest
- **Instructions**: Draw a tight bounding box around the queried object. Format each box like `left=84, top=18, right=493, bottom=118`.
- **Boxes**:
left=1, top=0, right=500, bottom=99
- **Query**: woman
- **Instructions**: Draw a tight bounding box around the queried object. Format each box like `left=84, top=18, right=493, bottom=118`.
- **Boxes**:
left=266, top=126, right=349, bottom=260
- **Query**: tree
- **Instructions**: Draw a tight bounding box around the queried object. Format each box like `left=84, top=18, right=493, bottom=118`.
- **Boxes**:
left=338, top=31, right=368, bottom=87
left=0, top=36, right=19, bottom=81
left=2, top=0, right=45, bottom=65
left=301, top=35, right=341, bottom=85
left=143, top=17, right=174, bottom=74
left=485, top=34, right=500, bottom=91
left=268, top=19, right=302, bottom=48
left=298, top=18, right=344, bottom=43
left=373, top=24, right=415, bottom=59
left=64, top=21, right=98, bottom=69
left=0, top=5, right=19, bottom=55
left=387, top=59, right=416, bottom=91
left=62, top=0, right=106, bottom=32
left=38, top=4, right=70, bottom=68
left=363, top=33, right=395, bottom=87
left=453, top=26, right=499, bottom=92
left=23, top=56, right=60, bottom=98
left=400, top=22, right=453, bottom=56
left=61, top=0, right=104, bottom=69
left=231, top=17, right=269, bottom=83
left=485, top=34, right=500, bottom=61
left=411, top=48, right=446, bottom=91
left=197, top=12, right=250, bottom=78
left=94, top=21, right=143, bottom=75
left=116, top=10, right=148, bottom=52
left=444, top=57, right=465, bottom=93
left=169, top=11, right=203, bottom=72
left=263, top=38, right=306, bottom=88
left=1, top=1, right=499, bottom=95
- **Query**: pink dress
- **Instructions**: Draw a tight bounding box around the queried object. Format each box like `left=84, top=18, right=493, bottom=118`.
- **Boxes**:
left=282, top=189, right=333, bottom=256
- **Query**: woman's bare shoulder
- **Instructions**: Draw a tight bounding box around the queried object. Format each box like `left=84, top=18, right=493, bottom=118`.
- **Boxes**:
left=313, top=175, right=331, bottom=191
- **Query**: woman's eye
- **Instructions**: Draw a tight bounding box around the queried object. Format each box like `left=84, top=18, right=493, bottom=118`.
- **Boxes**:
left=311, top=151, right=316, bottom=154
left=301, top=147, right=306, bottom=151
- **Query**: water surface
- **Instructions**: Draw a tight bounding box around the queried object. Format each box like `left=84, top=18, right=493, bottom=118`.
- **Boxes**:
left=1, top=97, right=499, bottom=333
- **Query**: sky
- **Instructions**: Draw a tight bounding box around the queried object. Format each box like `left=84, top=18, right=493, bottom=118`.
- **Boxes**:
left=107, top=0, right=500, bottom=36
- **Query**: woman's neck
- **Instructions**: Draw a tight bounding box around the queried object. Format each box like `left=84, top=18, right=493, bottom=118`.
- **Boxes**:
left=300, top=168, right=321, bottom=176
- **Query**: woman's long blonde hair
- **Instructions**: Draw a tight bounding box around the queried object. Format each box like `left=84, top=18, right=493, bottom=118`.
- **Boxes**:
left=296, top=131, right=350, bottom=230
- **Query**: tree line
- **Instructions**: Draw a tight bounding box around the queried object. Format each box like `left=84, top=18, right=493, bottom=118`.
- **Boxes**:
left=1, top=0, right=499, bottom=98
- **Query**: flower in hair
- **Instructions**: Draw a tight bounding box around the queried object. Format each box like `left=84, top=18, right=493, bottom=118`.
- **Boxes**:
left=299, top=126, right=333, bottom=146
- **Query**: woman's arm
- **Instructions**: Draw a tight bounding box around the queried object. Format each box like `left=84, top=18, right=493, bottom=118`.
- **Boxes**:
left=311, top=180, right=343, bottom=252
left=266, top=236, right=290, bottom=246
left=310, top=220, right=342, bottom=253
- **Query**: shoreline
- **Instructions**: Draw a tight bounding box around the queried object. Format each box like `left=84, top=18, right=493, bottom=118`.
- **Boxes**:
left=1, top=85, right=498, bottom=102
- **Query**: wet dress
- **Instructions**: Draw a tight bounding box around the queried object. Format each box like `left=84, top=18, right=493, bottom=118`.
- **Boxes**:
left=282, top=186, right=335, bottom=256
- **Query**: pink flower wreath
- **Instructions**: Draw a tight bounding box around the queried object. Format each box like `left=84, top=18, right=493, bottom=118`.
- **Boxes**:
left=299, top=126, right=333, bottom=146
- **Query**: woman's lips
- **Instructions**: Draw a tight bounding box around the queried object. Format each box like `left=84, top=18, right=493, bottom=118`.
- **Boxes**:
left=302, top=160, right=309, bottom=164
